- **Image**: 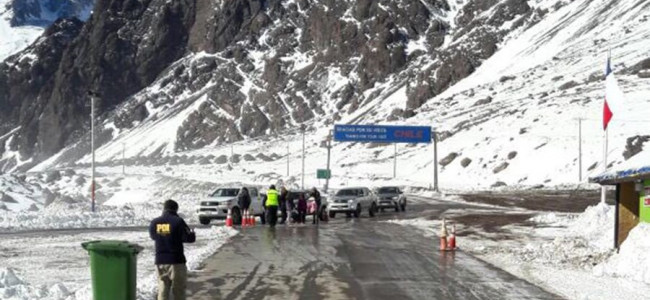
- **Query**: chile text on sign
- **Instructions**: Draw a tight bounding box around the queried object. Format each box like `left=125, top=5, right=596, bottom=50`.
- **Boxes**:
left=334, top=124, right=432, bottom=144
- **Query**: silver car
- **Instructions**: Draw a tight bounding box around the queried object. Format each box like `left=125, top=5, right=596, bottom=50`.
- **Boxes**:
left=197, top=187, right=263, bottom=225
left=327, top=187, right=378, bottom=218
left=375, top=186, right=406, bottom=212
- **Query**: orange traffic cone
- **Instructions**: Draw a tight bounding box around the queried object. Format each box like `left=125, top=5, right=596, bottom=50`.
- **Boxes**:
left=250, top=208, right=256, bottom=226
left=447, top=224, right=456, bottom=250
left=225, top=208, right=233, bottom=227
left=440, top=219, right=448, bottom=251
left=242, top=210, right=249, bottom=226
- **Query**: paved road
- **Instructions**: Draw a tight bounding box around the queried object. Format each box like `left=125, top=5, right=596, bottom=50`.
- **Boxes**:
left=187, top=197, right=562, bottom=300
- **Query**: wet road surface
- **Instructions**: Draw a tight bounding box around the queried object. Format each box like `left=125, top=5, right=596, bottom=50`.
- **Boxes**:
left=187, top=196, right=562, bottom=300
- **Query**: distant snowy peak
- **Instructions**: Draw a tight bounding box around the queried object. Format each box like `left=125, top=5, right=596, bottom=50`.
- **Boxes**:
left=0, top=0, right=93, bottom=61
left=9, top=0, right=93, bottom=26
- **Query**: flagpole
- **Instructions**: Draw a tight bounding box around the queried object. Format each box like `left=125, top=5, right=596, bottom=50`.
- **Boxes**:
left=601, top=128, right=608, bottom=204
left=601, top=49, right=611, bottom=205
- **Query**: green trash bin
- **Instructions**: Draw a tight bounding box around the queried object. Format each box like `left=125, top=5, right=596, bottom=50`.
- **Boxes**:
left=81, top=240, right=144, bottom=300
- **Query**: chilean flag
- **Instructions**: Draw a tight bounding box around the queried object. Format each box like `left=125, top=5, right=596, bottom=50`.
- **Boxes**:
left=603, top=56, right=625, bottom=130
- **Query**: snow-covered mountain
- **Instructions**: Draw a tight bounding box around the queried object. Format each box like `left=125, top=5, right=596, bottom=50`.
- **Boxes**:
left=0, top=0, right=93, bottom=61
left=2, top=0, right=650, bottom=190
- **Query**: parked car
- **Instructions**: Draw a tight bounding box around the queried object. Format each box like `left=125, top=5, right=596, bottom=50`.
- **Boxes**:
left=327, top=187, right=378, bottom=218
left=197, top=186, right=264, bottom=225
left=375, top=186, right=406, bottom=212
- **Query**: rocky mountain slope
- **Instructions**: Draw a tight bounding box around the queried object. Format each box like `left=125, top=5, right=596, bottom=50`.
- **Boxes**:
left=2, top=0, right=650, bottom=189
left=0, top=0, right=541, bottom=170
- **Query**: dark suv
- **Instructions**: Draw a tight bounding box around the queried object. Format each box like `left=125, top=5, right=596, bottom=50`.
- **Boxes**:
left=375, top=186, right=406, bottom=212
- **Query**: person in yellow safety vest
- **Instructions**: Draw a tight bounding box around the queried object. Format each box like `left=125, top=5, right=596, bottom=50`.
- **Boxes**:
left=266, top=185, right=279, bottom=228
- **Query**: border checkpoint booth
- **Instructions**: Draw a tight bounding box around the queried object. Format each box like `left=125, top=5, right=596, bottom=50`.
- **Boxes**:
left=591, top=151, right=650, bottom=248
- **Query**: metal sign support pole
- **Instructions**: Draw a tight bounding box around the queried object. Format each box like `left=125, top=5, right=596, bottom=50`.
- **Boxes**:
left=325, top=130, right=332, bottom=193
left=433, top=131, right=439, bottom=192
left=393, top=144, right=397, bottom=178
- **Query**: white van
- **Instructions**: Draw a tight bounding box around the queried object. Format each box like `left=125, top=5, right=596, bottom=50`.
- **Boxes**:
left=197, top=186, right=264, bottom=225
left=327, top=187, right=378, bottom=218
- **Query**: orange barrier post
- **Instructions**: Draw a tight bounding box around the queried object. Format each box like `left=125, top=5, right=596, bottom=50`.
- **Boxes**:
left=226, top=208, right=233, bottom=227
left=447, top=224, right=456, bottom=250
left=440, top=219, right=448, bottom=251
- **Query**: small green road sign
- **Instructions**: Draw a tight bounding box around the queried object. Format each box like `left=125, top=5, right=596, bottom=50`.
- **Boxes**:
left=317, top=169, right=331, bottom=179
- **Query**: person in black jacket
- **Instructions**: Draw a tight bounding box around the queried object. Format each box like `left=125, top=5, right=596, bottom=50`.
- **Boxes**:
left=149, top=199, right=196, bottom=300
left=279, top=187, right=289, bottom=224
left=238, top=187, right=251, bottom=212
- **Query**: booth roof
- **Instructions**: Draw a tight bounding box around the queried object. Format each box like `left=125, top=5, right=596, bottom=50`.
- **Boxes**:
left=591, top=150, right=650, bottom=185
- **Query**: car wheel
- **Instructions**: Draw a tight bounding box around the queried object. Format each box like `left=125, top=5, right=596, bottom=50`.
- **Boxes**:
left=320, top=207, right=329, bottom=221
left=329, top=211, right=336, bottom=219
left=260, top=211, right=266, bottom=224
left=353, top=205, right=361, bottom=218
left=199, top=217, right=210, bottom=225
left=394, top=204, right=399, bottom=212
left=401, top=203, right=406, bottom=212
left=369, top=203, right=377, bottom=217
left=232, top=208, right=242, bottom=225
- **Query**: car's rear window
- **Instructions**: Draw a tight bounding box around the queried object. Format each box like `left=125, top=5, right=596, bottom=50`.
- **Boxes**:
left=336, top=189, right=359, bottom=196
left=210, top=188, right=239, bottom=197
left=378, top=187, right=398, bottom=194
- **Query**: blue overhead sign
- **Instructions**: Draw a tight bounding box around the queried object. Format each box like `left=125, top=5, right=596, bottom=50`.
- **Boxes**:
left=334, top=124, right=432, bottom=144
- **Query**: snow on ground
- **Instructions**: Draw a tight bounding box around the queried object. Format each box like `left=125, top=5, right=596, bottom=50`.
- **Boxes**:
left=595, top=223, right=650, bottom=284
left=387, top=200, right=650, bottom=300
left=0, top=226, right=238, bottom=300
left=0, top=171, right=224, bottom=230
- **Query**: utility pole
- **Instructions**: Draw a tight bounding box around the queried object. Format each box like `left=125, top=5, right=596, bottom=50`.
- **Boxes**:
left=301, top=124, right=306, bottom=190
left=122, top=143, right=126, bottom=175
left=578, top=118, right=582, bottom=182
left=325, top=130, right=332, bottom=193
left=393, top=143, right=397, bottom=178
left=433, top=131, right=439, bottom=192
left=88, top=91, right=99, bottom=213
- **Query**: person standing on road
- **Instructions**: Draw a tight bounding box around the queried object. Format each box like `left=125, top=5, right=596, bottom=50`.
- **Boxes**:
left=297, top=193, right=307, bottom=224
left=266, top=185, right=279, bottom=227
left=279, top=187, right=289, bottom=224
left=310, top=187, right=322, bottom=224
left=238, top=187, right=251, bottom=215
left=149, top=199, right=196, bottom=300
